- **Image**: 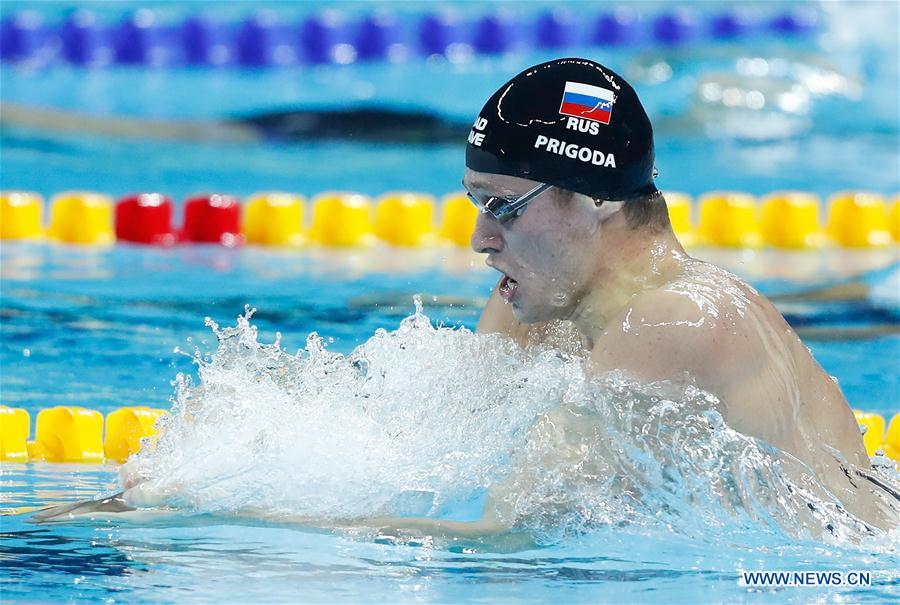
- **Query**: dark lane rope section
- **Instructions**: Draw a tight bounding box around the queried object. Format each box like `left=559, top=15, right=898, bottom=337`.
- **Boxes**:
left=0, top=103, right=469, bottom=145
left=234, top=107, right=468, bottom=144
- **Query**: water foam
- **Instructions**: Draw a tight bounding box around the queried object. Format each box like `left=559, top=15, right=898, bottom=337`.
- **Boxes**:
left=125, top=299, right=898, bottom=548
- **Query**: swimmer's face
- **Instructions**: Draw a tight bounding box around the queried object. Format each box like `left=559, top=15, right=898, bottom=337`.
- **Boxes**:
left=465, top=168, right=617, bottom=323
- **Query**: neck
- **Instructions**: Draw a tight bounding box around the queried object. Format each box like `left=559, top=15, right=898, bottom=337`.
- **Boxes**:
left=567, top=227, right=687, bottom=346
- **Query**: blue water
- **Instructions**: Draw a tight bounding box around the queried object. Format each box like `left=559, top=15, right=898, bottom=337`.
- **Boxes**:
left=2, top=1, right=900, bottom=604
left=2, top=462, right=899, bottom=604
left=1, top=244, right=898, bottom=415
left=1, top=249, right=897, bottom=605
left=5, top=465, right=896, bottom=605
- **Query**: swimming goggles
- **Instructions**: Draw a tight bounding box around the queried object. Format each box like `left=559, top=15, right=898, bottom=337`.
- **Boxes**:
left=465, top=182, right=553, bottom=224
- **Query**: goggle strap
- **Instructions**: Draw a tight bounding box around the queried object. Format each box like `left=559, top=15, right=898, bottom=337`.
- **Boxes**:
left=501, top=183, right=554, bottom=216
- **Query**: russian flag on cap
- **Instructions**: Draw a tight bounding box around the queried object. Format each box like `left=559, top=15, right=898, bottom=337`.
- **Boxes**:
left=559, top=81, right=614, bottom=124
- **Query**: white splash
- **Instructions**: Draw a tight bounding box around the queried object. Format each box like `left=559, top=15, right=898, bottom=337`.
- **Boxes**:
left=126, top=300, right=898, bottom=549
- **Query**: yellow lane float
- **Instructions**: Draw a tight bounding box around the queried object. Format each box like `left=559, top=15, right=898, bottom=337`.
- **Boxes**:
left=48, top=191, right=115, bottom=245
left=104, top=406, right=166, bottom=462
left=0, top=191, right=44, bottom=240
left=887, top=197, right=899, bottom=242
left=440, top=191, right=478, bottom=246
left=308, top=192, right=375, bottom=247
left=33, top=406, right=105, bottom=463
left=854, top=410, right=888, bottom=458
left=2, top=405, right=897, bottom=466
left=761, top=191, right=824, bottom=249
left=1, top=405, right=167, bottom=463
left=0, top=406, right=31, bottom=462
left=698, top=191, right=762, bottom=248
left=375, top=192, right=436, bottom=246
left=663, top=191, right=696, bottom=247
left=242, top=192, right=306, bottom=247
left=827, top=192, right=891, bottom=248
left=882, top=413, right=900, bottom=461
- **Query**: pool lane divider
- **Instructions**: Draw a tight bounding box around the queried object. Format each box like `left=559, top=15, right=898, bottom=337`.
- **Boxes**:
left=0, top=405, right=166, bottom=464
left=855, top=412, right=900, bottom=461
left=1, top=7, right=819, bottom=69
left=1, top=404, right=898, bottom=466
left=1, top=189, right=898, bottom=249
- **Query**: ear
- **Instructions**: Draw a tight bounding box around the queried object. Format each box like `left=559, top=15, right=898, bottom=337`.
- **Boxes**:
left=593, top=199, right=625, bottom=222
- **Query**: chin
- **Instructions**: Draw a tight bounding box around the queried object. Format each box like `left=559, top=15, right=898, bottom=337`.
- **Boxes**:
left=511, top=301, right=563, bottom=325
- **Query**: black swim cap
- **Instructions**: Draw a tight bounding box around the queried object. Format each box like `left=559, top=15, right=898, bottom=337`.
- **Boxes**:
left=465, top=57, right=658, bottom=201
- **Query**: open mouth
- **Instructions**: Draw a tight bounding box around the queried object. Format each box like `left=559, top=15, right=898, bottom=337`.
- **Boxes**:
left=499, top=273, right=519, bottom=302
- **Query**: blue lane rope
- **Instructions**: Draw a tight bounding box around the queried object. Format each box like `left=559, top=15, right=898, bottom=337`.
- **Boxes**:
left=1, top=7, right=818, bottom=68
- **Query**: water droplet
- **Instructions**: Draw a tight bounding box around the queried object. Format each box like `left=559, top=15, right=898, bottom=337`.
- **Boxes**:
left=551, top=291, right=569, bottom=306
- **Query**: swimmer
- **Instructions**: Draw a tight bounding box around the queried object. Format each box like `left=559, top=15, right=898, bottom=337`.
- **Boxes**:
left=464, top=57, right=898, bottom=530
left=32, top=58, right=898, bottom=536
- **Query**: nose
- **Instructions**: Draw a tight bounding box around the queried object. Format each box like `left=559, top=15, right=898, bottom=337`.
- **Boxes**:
left=470, top=211, right=504, bottom=254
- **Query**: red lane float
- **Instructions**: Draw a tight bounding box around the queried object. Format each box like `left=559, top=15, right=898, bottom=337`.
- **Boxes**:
left=4, top=189, right=899, bottom=249
left=115, top=193, right=177, bottom=245
left=181, top=193, right=243, bottom=246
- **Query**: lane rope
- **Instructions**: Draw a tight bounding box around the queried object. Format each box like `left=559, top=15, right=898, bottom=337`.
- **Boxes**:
left=2, top=189, right=898, bottom=249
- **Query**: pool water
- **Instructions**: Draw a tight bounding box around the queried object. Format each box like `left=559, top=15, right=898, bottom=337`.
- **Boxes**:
left=5, top=462, right=895, bottom=605
left=2, top=1, right=900, bottom=603
left=2, top=244, right=898, bottom=603
left=3, top=466, right=898, bottom=604
left=2, top=244, right=897, bottom=413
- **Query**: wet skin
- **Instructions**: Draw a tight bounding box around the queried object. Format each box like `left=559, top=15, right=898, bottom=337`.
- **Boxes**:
left=466, top=168, right=897, bottom=531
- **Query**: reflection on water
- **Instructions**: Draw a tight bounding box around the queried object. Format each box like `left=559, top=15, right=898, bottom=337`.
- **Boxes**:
left=3, top=241, right=896, bottom=290
left=0, top=528, right=145, bottom=577
left=2, top=463, right=899, bottom=604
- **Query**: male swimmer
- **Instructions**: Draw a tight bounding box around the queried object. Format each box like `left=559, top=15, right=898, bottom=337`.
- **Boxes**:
left=33, top=58, right=898, bottom=534
left=463, top=57, right=897, bottom=530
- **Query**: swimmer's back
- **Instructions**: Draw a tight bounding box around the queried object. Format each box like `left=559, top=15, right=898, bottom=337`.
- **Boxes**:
left=478, top=258, right=892, bottom=526
left=599, top=260, right=896, bottom=528
left=593, top=259, right=867, bottom=466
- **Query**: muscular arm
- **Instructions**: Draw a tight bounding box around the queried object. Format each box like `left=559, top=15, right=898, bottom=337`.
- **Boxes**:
left=239, top=500, right=509, bottom=539
left=34, top=484, right=512, bottom=539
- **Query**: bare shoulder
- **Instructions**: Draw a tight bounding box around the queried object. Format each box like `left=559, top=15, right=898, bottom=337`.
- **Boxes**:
left=639, top=259, right=767, bottom=337
left=657, top=259, right=761, bottom=321
left=591, top=266, right=764, bottom=387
